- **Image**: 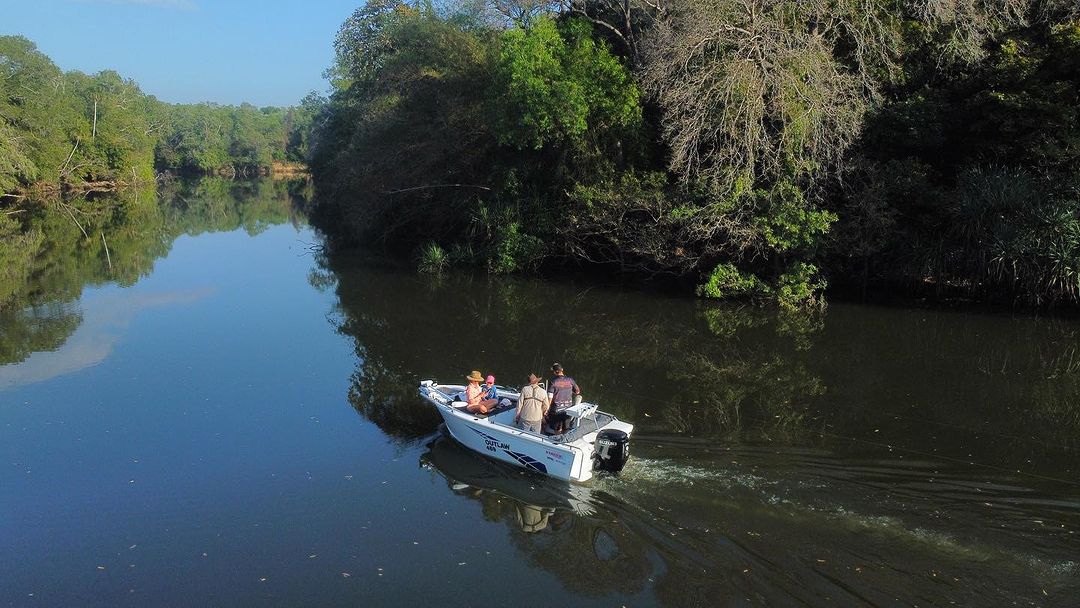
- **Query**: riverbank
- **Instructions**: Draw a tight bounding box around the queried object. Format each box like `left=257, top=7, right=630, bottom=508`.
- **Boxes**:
left=1, top=178, right=151, bottom=203
left=180, top=161, right=310, bottom=179
left=1, top=164, right=309, bottom=205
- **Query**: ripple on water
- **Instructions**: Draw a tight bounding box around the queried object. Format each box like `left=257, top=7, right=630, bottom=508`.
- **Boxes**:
left=597, top=448, right=1080, bottom=595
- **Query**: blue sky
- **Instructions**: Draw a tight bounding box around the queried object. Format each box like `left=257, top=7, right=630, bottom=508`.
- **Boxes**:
left=0, top=0, right=361, bottom=107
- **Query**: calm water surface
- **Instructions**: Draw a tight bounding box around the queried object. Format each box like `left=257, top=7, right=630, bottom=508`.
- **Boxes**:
left=1, top=179, right=1078, bottom=607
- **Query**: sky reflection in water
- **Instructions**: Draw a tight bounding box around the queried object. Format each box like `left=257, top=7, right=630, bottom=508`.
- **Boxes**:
left=0, top=289, right=213, bottom=390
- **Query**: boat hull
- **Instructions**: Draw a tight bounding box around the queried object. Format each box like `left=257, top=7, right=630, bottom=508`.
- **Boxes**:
left=438, top=406, right=581, bottom=481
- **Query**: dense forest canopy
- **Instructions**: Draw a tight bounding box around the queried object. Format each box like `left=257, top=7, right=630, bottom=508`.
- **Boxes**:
left=308, top=0, right=1080, bottom=308
left=0, top=35, right=321, bottom=194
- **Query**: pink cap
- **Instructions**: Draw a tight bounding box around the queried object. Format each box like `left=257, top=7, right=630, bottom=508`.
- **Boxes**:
left=486, top=375, right=495, bottom=383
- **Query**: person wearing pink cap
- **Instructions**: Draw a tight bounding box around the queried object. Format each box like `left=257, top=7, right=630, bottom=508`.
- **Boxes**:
left=464, top=370, right=499, bottom=414
left=482, top=375, right=498, bottom=401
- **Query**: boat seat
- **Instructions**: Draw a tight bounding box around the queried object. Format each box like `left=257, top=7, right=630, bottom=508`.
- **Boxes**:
left=486, top=398, right=517, bottom=417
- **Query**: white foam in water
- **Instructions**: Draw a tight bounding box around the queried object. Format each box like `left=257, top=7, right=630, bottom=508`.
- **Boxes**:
left=617, top=456, right=774, bottom=490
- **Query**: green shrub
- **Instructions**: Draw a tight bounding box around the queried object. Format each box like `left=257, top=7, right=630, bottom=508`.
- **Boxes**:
left=774, top=262, right=827, bottom=311
left=488, top=222, right=544, bottom=274
left=416, top=242, right=448, bottom=274
left=696, top=263, right=766, bottom=300
left=752, top=180, right=837, bottom=253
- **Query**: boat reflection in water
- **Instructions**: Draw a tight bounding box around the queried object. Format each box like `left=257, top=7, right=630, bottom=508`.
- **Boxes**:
left=420, top=430, right=596, bottom=523
left=420, top=432, right=653, bottom=595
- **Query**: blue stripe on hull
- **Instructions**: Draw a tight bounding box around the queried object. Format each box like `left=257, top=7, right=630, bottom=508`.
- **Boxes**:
left=467, top=427, right=548, bottom=474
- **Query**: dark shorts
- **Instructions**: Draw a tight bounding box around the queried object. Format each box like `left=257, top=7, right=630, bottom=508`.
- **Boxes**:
left=548, top=404, right=571, bottom=424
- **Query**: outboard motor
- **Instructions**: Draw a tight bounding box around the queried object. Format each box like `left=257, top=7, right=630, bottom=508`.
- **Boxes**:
left=593, top=429, right=630, bottom=473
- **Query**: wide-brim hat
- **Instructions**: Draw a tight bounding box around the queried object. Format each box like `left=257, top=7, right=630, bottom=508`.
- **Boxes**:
left=465, top=370, right=484, bottom=383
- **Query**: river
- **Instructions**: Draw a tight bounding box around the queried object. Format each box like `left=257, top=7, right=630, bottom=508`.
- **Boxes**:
left=1, top=179, right=1077, bottom=607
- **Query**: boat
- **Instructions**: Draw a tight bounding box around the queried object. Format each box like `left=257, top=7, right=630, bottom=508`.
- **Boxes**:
left=418, top=379, right=633, bottom=482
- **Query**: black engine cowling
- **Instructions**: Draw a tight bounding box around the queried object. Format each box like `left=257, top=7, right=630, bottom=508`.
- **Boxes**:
left=593, top=429, right=630, bottom=473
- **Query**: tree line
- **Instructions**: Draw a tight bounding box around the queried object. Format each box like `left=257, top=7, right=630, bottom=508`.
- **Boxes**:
left=308, top=0, right=1080, bottom=308
left=0, top=35, right=319, bottom=196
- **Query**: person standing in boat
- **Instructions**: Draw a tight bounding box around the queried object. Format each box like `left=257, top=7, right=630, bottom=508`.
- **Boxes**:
left=515, top=373, right=549, bottom=433
left=465, top=370, right=498, bottom=414
left=546, top=362, right=580, bottom=434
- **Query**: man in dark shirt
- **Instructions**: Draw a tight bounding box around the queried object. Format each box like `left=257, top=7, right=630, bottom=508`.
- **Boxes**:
left=546, top=362, right=581, bottom=435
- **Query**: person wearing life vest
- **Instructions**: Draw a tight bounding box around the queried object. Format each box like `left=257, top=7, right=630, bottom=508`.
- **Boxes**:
left=515, top=373, right=549, bottom=433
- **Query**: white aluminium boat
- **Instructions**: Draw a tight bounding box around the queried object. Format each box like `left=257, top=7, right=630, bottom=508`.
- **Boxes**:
left=418, top=380, right=633, bottom=483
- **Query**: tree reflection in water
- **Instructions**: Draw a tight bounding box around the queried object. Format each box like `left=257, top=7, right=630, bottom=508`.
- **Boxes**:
left=0, top=177, right=309, bottom=366
left=324, top=256, right=828, bottom=444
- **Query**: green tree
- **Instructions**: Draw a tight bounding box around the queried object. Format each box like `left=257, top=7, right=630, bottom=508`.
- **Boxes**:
left=0, top=35, right=83, bottom=186
left=492, top=16, right=640, bottom=150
